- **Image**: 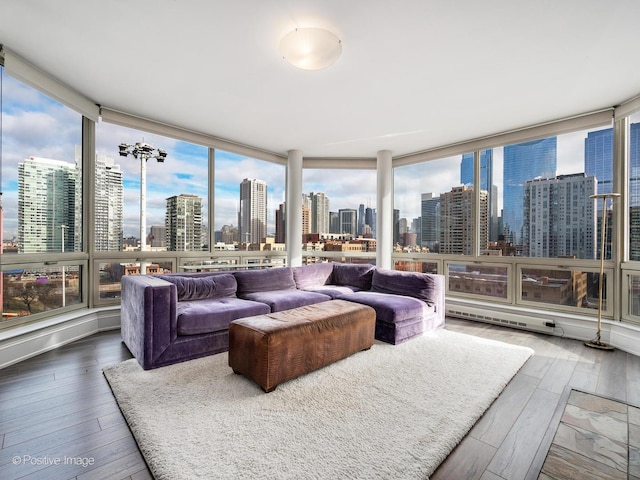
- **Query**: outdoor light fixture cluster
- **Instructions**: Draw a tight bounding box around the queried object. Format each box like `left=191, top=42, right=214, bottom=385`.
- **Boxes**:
left=279, top=27, right=342, bottom=71
left=118, top=142, right=167, bottom=162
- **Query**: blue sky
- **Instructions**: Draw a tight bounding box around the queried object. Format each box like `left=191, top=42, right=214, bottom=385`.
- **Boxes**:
left=1, top=66, right=595, bottom=241
left=1, top=68, right=378, bottom=239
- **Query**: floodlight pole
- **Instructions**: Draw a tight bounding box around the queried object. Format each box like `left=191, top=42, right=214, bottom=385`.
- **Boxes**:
left=118, top=142, right=167, bottom=274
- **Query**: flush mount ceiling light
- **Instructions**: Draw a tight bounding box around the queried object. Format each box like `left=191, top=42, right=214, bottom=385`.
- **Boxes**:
left=279, top=27, right=342, bottom=71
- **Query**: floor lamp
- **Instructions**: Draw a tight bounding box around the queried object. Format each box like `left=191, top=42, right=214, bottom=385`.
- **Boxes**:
left=585, top=192, right=620, bottom=350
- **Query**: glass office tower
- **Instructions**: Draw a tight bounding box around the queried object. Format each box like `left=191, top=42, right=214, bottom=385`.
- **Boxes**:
left=502, top=138, right=557, bottom=246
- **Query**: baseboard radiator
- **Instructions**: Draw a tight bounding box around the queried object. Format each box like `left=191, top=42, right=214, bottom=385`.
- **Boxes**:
left=446, top=303, right=555, bottom=334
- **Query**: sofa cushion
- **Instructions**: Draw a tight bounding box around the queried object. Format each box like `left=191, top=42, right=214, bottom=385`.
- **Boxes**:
left=176, top=298, right=270, bottom=335
left=371, top=269, right=439, bottom=306
left=302, top=285, right=360, bottom=299
left=292, top=263, right=334, bottom=289
left=341, top=291, right=433, bottom=324
left=156, top=274, right=237, bottom=301
left=331, top=263, right=375, bottom=290
left=233, top=268, right=296, bottom=295
left=241, top=290, right=331, bottom=312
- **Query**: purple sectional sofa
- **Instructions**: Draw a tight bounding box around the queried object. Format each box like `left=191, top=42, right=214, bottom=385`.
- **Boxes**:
left=120, top=263, right=445, bottom=370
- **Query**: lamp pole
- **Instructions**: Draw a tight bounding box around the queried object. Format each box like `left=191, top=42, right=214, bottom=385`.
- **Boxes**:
left=585, top=192, right=620, bottom=350
left=118, top=142, right=167, bottom=274
left=60, top=224, right=67, bottom=307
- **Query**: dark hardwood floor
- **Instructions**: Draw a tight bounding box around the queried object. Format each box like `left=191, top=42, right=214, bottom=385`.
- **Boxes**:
left=1, top=318, right=638, bottom=480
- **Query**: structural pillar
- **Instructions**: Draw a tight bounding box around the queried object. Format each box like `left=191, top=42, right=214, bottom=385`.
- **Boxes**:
left=286, top=149, right=303, bottom=267
left=377, top=150, right=393, bottom=269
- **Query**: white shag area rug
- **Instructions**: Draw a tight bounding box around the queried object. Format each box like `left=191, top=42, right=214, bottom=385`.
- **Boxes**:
left=103, top=329, right=533, bottom=480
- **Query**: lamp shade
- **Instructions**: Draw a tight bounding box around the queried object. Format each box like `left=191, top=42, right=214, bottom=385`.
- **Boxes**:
left=279, top=27, right=342, bottom=71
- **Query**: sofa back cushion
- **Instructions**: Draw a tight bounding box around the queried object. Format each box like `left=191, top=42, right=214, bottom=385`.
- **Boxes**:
left=292, top=263, right=334, bottom=289
left=331, top=263, right=375, bottom=290
left=156, top=274, right=237, bottom=301
left=371, top=269, right=438, bottom=306
left=233, top=267, right=296, bottom=295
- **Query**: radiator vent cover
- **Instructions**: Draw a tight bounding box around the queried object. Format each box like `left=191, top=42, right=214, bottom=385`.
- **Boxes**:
left=447, top=306, right=554, bottom=334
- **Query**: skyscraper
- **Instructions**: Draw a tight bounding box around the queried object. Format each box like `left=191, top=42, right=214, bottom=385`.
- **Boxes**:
left=18, top=156, right=80, bottom=253
left=329, top=211, right=339, bottom=233
left=149, top=226, right=167, bottom=248
left=439, top=186, right=488, bottom=255
left=460, top=150, right=492, bottom=189
left=503, top=137, right=557, bottom=245
left=308, top=192, right=330, bottom=234
left=94, top=153, right=124, bottom=251
left=461, top=150, right=498, bottom=241
left=393, top=209, right=400, bottom=246
left=523, top=174, right=596, bottom=259
left=239, top=178, right=267, bottom=244
left=365, top=206, right=376, bottom=238
left=165, top=194, right=203, bottom=251
left=302, top=204, right=310, bottom=236
left=585, top=123, right=640, bottom=207
left=421, top=193, right=440, bottom=251
left=358, top=204, right=365, bottom=236
left=338, top=209, right=357, bottom=236
left=275, top=203, right=286, bottom=243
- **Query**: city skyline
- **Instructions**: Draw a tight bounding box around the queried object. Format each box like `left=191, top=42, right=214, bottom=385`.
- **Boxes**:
left=0, top=68, right=615, bottom=245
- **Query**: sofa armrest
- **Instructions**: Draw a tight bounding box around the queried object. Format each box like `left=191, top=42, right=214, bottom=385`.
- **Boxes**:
left=371, top=269, right=446, bottom=326
left=121, top=275, right=177, bottom=370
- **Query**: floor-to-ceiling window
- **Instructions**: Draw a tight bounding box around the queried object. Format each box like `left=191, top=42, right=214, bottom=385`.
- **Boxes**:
left=93, top=122, right=209, bottom=302
left=1, top=65, right=85, bottom=326
left=488, top=124, right=615, bottom=313
left=392, top=115, right=618, bottom=320
left=301, top=168, right=377, bottom=264
left=209, top=149, right=286, bottom=268
left=623, top=111, right=640, bottom=323
left=4, top=52, right=640, bottom=335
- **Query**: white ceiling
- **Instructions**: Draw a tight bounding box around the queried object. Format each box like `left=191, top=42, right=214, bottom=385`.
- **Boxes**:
left=2, top=0, right=640, bottom=159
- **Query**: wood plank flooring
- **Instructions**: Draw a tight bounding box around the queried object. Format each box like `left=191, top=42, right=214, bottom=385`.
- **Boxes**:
left=0, top=317, right=638, bottom=480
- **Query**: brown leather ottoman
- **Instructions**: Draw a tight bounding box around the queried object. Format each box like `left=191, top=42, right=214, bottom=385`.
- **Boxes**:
left=228, top=299, right=376, bottom=392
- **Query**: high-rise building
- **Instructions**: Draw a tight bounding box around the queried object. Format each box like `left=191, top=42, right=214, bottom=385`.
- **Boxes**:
left=523, top=174, right=596, bottom=259
left=503, top=138, right=557, bottom=245
left=393, top=209, right=400, bottom=245
left=94, top=153, right=124, bottom=251
left=165, top=194, right=203, bottom=251
left=18, top=156, right=81, bottom=253
left=460, top=150, right=493, bottom=189
left=275, top=203, right=286, bottom=243
left=398, top=218, right=408, bottom=237
left=411, top=217, right=421, bottom=239
left=631, top=122, right=640, bottom=210
left=421, top=193, right=440, bottom=251
left=461, top=150, right=499, bottom=241
left=439, top=186, right=488, bottom=255
left=358, top=204, right=365, bottom=236
left=585, top=122, right=640, bottom=207
left=329, top=211, right=339, bottom=233
left=306, top=192, right=330, bottom=234
left=365, top=207, right=376, bottom=238
left=239, top=178, right=267, bottom=244
left=302, top=204, right=310, bottom=236
left=339, top=209, right=357, bottom=236
left=149, top=226, right=166, bottom=248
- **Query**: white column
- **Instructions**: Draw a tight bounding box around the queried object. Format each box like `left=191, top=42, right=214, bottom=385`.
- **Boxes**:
left=377, top=150, right=393, bottom=269
left=286, top=149, right=303, bottom=267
